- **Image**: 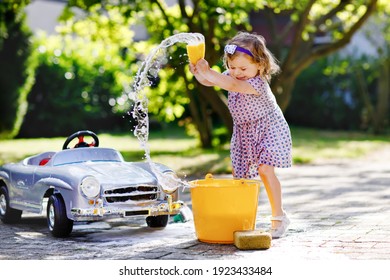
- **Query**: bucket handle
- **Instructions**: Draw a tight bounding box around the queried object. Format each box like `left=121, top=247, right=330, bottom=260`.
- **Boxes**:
left=205, top=174, right=246, bottom=185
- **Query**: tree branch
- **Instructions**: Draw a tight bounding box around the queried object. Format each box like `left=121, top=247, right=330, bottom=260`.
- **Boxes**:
left=150, top=0, right=173, bottom=30
left=278, top=20, right=295, bottom=45
left=178, top=0, right=189, bottom=20
left=265, top=8, right=278, bottom=41
left=281, top=0, right=316, bottom=71
left=290, top=0, right=378, bottom=80
left=315, top=0, right=351, bottom=27
left=187, top=0, right=201, bottom=32
left=188, top=0, right=200, bottom=22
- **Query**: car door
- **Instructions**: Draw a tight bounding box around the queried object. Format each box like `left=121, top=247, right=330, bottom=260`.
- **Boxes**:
left=9, top=164, right=39, bottom=212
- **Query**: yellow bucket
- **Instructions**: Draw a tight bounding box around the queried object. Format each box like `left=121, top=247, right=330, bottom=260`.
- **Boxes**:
left=190, top=174, right=260, bottom=244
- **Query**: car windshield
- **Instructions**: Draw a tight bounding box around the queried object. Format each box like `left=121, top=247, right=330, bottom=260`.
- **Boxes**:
left=51, top=147, right=124, bottom=166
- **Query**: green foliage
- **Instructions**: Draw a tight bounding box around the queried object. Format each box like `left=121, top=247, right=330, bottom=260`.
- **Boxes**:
left=285, top=53, right=387, bottom=131
left=0, top=0, right=36, bottom=139
left=61, top=0, right=383, bottom=148
left=2, top=0, right=385, bottom=143
left=125, top=0, right=267, bottom=141
left=68, top=0, right=265, bottom=128
left=286, top=57, right=357, bottom=130
left=18, top=7, right=137, bottom=137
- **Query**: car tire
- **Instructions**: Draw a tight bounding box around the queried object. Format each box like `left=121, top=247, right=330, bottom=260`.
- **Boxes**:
left=47, top=194, right=73, bottom=237
left=146, top=215, right=169, bottom=228
left=0, top=186, right=22, bottom=224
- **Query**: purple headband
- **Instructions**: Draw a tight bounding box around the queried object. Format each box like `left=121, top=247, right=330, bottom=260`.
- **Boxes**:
left=224, top=44, right=254, bottom=57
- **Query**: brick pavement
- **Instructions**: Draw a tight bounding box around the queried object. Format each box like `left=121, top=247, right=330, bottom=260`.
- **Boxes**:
left=0, top=147, right=389, bottom=261
left=174, top=145, right=390, bottom=261
left=174, top=146, right=390, bottom=261
left=270, top=147, right=390, bottom=260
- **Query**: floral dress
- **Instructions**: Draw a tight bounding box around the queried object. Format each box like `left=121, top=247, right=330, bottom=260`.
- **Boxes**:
left=228, top=75, right=292, bottom=179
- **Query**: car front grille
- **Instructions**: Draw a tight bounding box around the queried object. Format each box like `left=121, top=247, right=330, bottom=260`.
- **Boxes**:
left=103, top=185, right=158, bottom=203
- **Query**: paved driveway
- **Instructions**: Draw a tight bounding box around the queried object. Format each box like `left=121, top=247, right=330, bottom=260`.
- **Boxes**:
left=1, top=147, right=389, bottom=261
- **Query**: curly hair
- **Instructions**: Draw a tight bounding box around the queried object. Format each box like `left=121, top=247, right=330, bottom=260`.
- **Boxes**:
left=223, top=32, right=280, bottom=82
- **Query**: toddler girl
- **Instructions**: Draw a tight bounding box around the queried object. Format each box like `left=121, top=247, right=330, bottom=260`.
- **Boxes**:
left=189, top=32, right=292, bottom=238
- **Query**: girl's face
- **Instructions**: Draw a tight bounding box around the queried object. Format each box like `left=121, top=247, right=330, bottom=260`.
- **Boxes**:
left=227, top=54, right=261, bottom=80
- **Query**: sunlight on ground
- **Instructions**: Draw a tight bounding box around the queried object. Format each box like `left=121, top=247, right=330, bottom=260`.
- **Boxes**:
left=292, top=140, right=386, bottom=163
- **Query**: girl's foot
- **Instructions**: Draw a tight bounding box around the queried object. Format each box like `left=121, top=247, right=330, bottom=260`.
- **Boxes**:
left=270, top=211, right=290, bottom=238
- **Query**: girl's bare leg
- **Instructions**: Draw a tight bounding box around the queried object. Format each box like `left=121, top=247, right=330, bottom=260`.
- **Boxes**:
left=258, top=164, right=284, bottom=228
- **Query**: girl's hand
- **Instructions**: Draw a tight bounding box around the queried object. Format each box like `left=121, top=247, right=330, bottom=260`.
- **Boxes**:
left=189, top=59, right=215, bottom=87
left=189, top=63, right=197, bottom=75
left=195, top=59, right=210, bottom=74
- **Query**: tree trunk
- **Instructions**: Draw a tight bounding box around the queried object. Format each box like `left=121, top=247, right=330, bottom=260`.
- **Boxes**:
left=271, top=74, right=297, bottom=112
left=355, top=59, right=389, bottom=134
left=199, top=86, right=233, bottom=133
left=355, top=68, right=375, bottom=130
left=185, top=81, right=213, bottom=148
left=373, top=59, right=390, bottom=134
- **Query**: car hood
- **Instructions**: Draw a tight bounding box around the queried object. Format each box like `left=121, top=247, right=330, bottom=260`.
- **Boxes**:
left=67, top=162, right=157, bottom=185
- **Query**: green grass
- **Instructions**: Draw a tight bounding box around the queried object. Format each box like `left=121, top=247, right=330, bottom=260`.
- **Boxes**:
left=290, top=127, right=389, bottom=164
left=1, top=126, right=389, bottom=178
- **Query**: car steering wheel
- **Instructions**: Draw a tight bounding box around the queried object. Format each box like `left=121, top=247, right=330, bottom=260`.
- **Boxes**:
left=62, top=130, right=99, bottom=150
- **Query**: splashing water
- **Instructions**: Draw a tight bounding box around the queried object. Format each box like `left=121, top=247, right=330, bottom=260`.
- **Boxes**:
left=127, top=33, right=204, bottom=193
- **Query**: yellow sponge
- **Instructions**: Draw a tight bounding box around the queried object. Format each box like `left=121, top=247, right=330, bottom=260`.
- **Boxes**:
left=186, top=42, right=205, bottom=64
left=234, top=230, right=272, bottom=250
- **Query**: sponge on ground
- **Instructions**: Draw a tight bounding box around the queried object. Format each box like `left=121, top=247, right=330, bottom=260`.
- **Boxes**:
left=234, top=230, right=272, bottom=250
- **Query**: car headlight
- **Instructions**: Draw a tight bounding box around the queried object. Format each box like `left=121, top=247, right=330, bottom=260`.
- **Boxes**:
left=80, top=176, right=101, bottom=198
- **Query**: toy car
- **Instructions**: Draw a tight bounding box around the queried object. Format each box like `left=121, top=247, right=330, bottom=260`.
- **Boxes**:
left=0, top=130, right=184, bottom=237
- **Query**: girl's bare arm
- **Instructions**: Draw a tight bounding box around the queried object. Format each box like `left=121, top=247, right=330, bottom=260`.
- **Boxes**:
left=196, top=59, right=258, bottom=95
left=189, top=63, right=215, bottom=87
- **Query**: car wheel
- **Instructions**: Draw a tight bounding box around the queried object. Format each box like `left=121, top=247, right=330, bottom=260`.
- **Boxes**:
left=47, top=194, right=73, bottom=237
left=146, top=215, right=169, bottom=228
left=0, top=186, right=22, bottom=224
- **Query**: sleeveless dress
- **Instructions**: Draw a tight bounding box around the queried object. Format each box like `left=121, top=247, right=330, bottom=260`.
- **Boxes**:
left=227, top=75, right=292, bottom=179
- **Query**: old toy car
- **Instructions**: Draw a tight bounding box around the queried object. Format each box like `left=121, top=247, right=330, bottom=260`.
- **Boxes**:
left=0, top=130, right=184, bottom=237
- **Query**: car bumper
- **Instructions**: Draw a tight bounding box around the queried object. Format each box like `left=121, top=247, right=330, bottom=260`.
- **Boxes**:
left=70, top=198, right=185, bottom=221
